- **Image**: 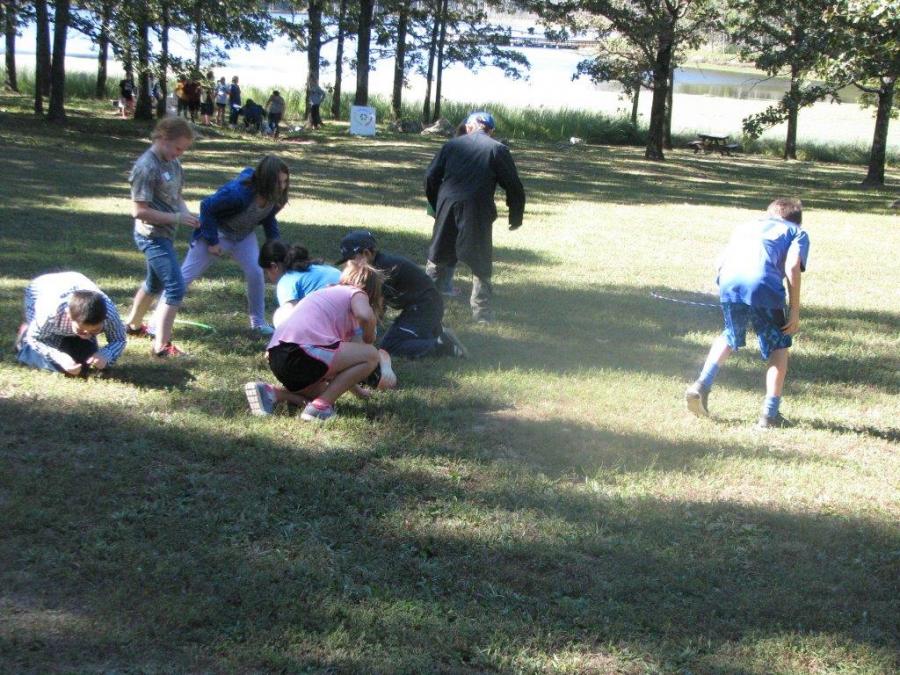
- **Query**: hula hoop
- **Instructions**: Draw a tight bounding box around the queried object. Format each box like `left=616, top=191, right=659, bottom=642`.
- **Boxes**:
left=174, top=319, right=217, bottom=333
left=650, top=290, right=719, bottom=309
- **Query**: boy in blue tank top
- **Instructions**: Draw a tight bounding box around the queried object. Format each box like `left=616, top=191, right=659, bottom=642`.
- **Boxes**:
left=685, top=198, right=810, bottom=428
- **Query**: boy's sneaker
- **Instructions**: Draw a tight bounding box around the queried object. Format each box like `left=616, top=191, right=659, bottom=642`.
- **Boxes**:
left=127, top=323, right=154, bottom=338
left=300, top=399, right=337, bottom=422
left=152, top=342, right=187, bottom=358
left=685, top=381, right=710, bottom=416
left=244, top=381, right=276, bottom=416
left=252, top=324, right=275, bottom=337
left=376, top=349, right=398, bottom=390
left=437, top=326, right=469, bottom=358
left=757, top=413, right=792, bottom=429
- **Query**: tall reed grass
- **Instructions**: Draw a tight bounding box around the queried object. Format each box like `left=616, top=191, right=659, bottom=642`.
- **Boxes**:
left=3, top=66, right=893, bottom=166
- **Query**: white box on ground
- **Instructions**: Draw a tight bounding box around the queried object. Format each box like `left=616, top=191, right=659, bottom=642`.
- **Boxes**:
left=350, top=106, right=377, bottom=136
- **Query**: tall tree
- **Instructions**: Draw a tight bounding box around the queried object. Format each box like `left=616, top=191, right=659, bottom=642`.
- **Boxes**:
left=3, top=0, right=18, bottom=91
left=47, top=0, right=71, bottom=122
left=730, top=0, right=832, bottom=160
left=157, top=0, right=172, bottom=118
left=820, top=0, right=900, bottom=187
left=389, top=0, right=412, bottom=119
left=354, top=0, right=375, bottom=105
left=133, top=2, right=153, bottom=121
left=33, top=0, right=50, bottom=113
left=431, top=0, right=448, bottom=121
left=332, top=0, right=349, bottom=118
left=519, top=0, right=718, bottom=160
left=94, top=0, right=112, bottom=98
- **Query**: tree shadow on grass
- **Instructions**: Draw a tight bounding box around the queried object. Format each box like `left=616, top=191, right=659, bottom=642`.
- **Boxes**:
left=0, top=396, right=896, bottom=672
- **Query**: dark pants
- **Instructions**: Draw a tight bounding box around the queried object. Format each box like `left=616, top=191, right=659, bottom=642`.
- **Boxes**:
left=310, top=104, right=322, bottom=128
left=17, top=336, right=97, bottom=376
left=379, top=298, right=444, bottom=359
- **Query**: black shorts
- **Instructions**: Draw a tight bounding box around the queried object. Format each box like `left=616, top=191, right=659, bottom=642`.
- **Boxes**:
left=200, top=101, right=214, bottom=115
left=267, top=341, right=331, bottom=392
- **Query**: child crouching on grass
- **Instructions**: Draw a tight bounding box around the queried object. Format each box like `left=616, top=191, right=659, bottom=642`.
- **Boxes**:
left=15, top=271, right=127, bottom=377
left=685, top=197, right=810, bottom=429
left=244, top=258, right=397, bottom=422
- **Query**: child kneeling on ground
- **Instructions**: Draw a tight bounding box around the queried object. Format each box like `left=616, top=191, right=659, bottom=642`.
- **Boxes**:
left=15, top=271, right=127, bottom=377
left=244, top=258, right=397, bottom=422
left=685, top=197, right=810, bottom=429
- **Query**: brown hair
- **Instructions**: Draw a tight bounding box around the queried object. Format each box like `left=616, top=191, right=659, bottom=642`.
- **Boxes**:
left=68, top=290, right=107, bottom=325
left=767, top=198, right=803, bottom=225
left=339, top=258, right=384, bottom=317
left=248, top=155, right=290, bottom=208
left=151, top=117, right=195, bottom=142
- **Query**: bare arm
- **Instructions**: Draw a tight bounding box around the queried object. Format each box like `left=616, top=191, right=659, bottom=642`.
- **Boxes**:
left=782, top=249, right=803, bottom=335
left=350, top=292, right=377, bottom=344
left=132, top=200, right=200, bottom=229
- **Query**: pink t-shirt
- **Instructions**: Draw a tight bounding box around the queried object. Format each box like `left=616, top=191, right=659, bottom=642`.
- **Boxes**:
left=267, top=284, right=363, bottom=349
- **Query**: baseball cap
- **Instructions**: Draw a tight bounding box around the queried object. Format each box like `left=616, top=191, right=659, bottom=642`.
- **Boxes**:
left=466, top=111, right=496, bottom=130
left=337, top=230, right=378, bottom=264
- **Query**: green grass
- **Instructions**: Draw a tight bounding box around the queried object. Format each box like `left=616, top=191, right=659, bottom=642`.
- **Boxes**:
left=0, top=92, right=898, bottom=673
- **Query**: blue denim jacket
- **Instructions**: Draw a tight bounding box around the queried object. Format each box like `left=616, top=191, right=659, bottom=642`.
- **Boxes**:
left=195, top=167, right=281, bottom=246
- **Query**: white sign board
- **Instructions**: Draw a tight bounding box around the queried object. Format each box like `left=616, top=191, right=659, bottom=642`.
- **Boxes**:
left=350, top=105, right=377, bottom=136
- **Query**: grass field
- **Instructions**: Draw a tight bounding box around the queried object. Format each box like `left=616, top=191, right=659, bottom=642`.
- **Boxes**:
left=0, top=93, right=898, bottom=673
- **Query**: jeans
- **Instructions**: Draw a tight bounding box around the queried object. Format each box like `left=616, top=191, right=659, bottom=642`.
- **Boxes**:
left=134, top=232, right=185, bottom=306
left=17, top=336, right=97, bottom=375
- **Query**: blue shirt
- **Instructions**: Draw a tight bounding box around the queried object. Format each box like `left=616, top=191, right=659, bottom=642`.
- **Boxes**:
left=717, top=217, right=810, bottom=309
left=276, top=265, right=341, bottom=306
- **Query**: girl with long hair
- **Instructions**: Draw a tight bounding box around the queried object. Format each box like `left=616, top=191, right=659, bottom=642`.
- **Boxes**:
left=244, top=258, right=396, bottom=422
left=258, top=240, right=341, bottom=327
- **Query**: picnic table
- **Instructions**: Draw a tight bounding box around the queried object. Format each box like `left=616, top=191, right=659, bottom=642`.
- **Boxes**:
left=687, top=134, right=741, bottom=156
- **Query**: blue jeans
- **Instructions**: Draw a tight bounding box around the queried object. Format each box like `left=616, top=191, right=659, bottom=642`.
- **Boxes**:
left=17, top=336, right=97, bottom=375
left=134, top=232, right=185, bottom=305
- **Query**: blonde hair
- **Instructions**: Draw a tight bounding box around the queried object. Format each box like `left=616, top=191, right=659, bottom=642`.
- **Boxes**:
left=339, top=258, right=384, bottom=317
left=151, top=117, right=195, bottom=142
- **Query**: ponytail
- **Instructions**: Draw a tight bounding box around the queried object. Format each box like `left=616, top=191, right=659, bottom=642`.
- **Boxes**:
left=258, top=240, right=323, bottom=272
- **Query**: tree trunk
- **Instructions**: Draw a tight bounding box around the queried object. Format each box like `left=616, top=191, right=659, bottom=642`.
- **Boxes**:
left=95, top=0, right=111, bottom=98
left=33, top=0, right=49, bottom=113
left=432, top=0, right=448, bottom=122
left=306, top=0, right=322, bottom=124
left=133, top=10, right=152, bottom=121
left=47, top=0, right=69, bottom=122
left=663, top=65, right=674, bottom=149
left=422, top=9, right=440, bottom=122
left=331, top=0, right=348, bottom=119
left=390, top=1, right=409, bottom=120
left=783, top=65, right=800, bottom=160
left=157, top=1, right=170, bottom=118
left=861, top=77, right=895, bottom=188
left=354, top=0, right=374, bottom=106
left=630, top=85, right=640, bottom=126
left=193, top=1, right=202, bottom=72
left=3, top=0, right=18, bottom=92
left=645, top=40, right=672, bottom=160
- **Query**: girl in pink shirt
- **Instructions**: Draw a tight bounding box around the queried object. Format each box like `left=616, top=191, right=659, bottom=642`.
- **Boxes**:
left=244, top=259, right=396, bottom=422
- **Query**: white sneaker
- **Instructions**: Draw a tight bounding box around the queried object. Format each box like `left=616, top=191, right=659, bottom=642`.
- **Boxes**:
left=244, top=381, right=276, bottom=416
left=377, top=349, right=398, bottom=390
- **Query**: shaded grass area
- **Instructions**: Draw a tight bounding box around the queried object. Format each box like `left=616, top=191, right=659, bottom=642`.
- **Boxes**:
left=0, top=96, right=898, bottom=672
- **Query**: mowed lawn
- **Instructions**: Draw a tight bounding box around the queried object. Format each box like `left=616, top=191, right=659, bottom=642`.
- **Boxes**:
left=0, top=95, right=897, bottom=673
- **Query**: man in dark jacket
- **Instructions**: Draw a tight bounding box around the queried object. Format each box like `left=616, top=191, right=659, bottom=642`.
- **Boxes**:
left=424, top=111, right=525, bottom=323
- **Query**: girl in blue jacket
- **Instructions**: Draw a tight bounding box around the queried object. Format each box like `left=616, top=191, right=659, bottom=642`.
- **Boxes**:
left=171, top=155, right=290, bottom=335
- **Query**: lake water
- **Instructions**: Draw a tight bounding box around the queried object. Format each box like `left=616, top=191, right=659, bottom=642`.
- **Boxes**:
left=4, top=19, right=894, bottom=148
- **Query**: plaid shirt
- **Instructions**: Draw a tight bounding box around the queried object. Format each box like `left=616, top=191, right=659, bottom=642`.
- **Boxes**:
left=23, top=272, right=127, bottom=366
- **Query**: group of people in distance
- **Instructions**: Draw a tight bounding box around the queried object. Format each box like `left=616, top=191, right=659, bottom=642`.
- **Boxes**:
left=12, top=110, right=809, bottom=429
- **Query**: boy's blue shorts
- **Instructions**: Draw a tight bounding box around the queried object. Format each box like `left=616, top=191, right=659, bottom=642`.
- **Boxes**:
left=720, top=302, right=792, bottom=360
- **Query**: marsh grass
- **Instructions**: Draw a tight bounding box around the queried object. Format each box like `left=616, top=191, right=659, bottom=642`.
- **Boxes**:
left=0, top=93, right=897, bottom=673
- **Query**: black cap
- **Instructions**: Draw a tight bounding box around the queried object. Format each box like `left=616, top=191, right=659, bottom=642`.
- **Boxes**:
left=337, top=230, right=378, bottom=264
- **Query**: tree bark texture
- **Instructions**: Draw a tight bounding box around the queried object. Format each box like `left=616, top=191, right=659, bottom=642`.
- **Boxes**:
left=95, top=0, right=111, bottom=98
left=422, top=9, right=440, bottom=122
left=33, top=0, right=50, bottom=113
left=193, top=1, right=203, bottom=72
left=134, top=10, right=153, bottom=121
left=391, top=1, right=409, bottom=119
left=306, top=1, right=323, bottom=123
left=331, top=0, right=348, bottom=119
left=432, top=0, right=448, bottom=122
left=354, top=0, right=374, bottom=106
left=3, top=0, right=18, bottom=91
left=784, top=67, right=800, bottom=160
left=47, top=0, right=70, bottom=122
left=663, top=65, right=674, bottom=149
left=645, top=40, right=672, bottom=160
left=862, top=77, right=895, bottom=188
left=157, top=2, right=170, bottom=118
left=630, top=86, right=640, bottom=126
